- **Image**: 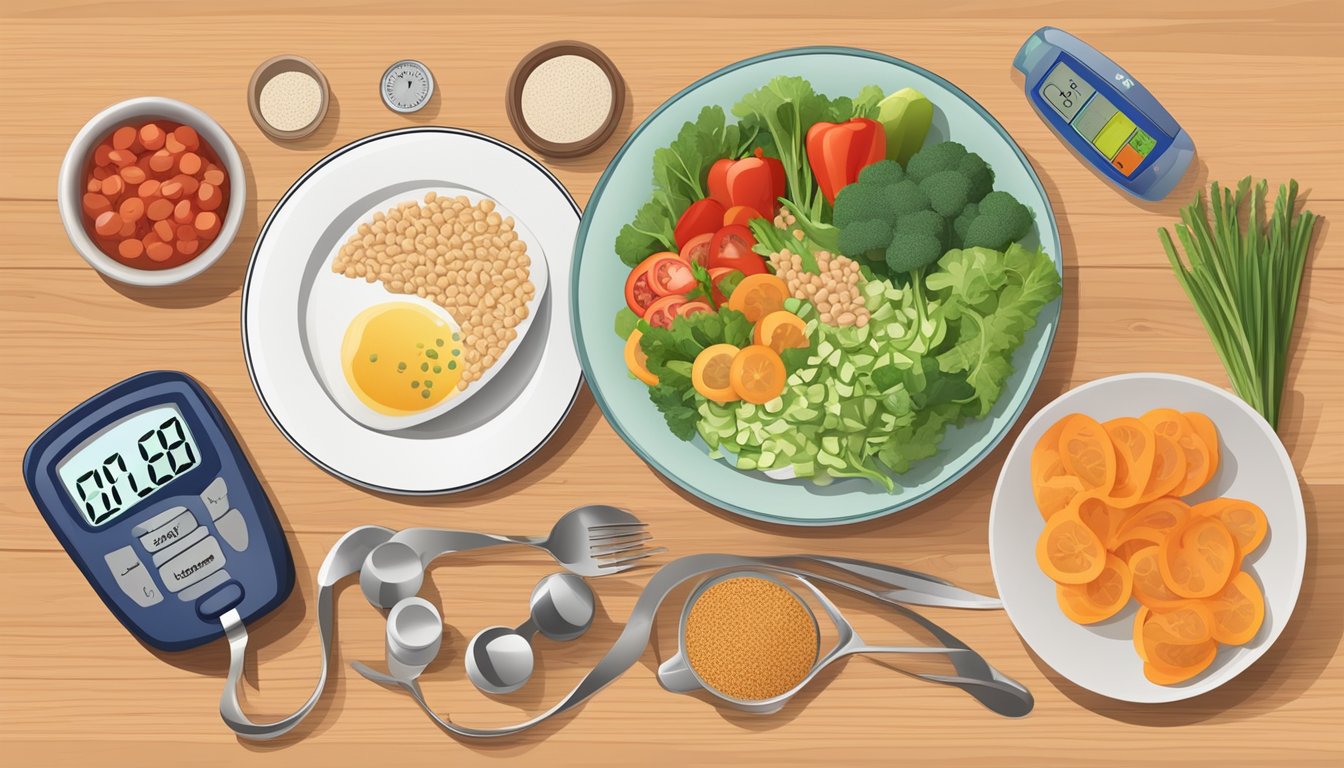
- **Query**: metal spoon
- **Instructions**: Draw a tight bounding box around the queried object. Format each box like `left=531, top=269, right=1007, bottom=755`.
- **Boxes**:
left=466, top=573, right=595, bottom=695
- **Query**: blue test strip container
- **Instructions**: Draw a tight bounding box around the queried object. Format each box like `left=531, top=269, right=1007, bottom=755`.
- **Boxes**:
left=1014, top=27, right=1194, bottom=201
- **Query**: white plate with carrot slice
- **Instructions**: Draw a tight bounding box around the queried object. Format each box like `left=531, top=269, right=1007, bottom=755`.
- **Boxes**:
left=989, top=372, right=1305, bottom=703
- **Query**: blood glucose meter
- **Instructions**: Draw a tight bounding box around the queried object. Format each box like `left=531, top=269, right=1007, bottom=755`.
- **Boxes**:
left=1014, top=26, right=1194, bottom=201
left=23, top=370, right=293, bottom=651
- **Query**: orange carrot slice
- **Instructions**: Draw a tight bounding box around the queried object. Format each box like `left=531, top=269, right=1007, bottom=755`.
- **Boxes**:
left=1143, top=640, right=1217, bottom=685
left=1138, top=430, right=1187, bottom=504
left=1192, top=497, right=1268, bottom=556
left=1102, top=417, right=1155, bottom=508
left=1159, top=516, right=1237, bottom=599
left=1059, top=414, right=1116, bottom=494
left=1056, top=553, right=1133, bottom=624
left=1183, top=411, right=1220, bottom=483
left=1035, top=475, right=1085, bottom=521
left=1036, top=508, right=1107, bottom=584
left=1142, top=409, right=1211, bottom=496
left=1129, top=545, right=1186, bottom=610
left=1203, top=571, right=1265, bottom=646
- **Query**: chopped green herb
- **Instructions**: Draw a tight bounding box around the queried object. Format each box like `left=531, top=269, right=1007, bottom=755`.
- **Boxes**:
left=369, top=353, right=378, bottom=362
left=452, top=333, right=460, bottom=341
left=448, top=361, right=457, bottom=370
left=451, top=348, right=461, bottom=356
left=421, top=389, right=431, bottom=399
left=397, top=362, right=407, bottom=372
left=411, top=380, right=420, bottom=389
left=433, top=365, right=442, bottom=373
left=420, top=362, right=429, bottom=372
left=424, top=380, right=434, bottom=389
left=425, top=349, right=439, bottom=359
left=416, top=342, right=424, bottom=349
left=435, top=338, right=444, bottom=347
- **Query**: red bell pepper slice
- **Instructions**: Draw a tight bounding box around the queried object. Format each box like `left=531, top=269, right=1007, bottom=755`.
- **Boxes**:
left=805, top=118, right=886, bottom=204
left=707, top=148, right=786, bottom=221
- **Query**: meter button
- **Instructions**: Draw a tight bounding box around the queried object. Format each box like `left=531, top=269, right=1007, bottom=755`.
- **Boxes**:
left=196, top=581, right=245, bottom=620
left=138, top=510, right=199, bottom=552
left=132, top=505, right=190, bottom=537
left=178, top=569, right=231, bottom=602
left=158, top=537, right=226, bottom=592
left=150, top=525, right=209, bottom=566
left=200, top=477, right=228, bottom=518
left=214, top=509, right=250, bottom=552
left=104, top=545, right=162, bottom=607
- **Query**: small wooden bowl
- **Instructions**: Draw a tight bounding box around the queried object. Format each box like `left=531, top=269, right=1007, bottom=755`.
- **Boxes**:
left=248, top=55, right=330, bottom=140
left=506, top=41, right=625, bottom=159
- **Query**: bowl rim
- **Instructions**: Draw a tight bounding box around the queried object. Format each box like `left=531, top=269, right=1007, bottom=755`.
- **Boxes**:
left=247, top=54, right=330, bottom=141
left=57, top=96, right=247, bottom=287
left=987, top=371, right=1307, bottom=703
left=569, top=45, right=1063, bottom=526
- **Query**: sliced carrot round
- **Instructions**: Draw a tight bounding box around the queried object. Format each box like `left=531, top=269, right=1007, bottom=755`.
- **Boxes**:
left=753, top=310, right=809, bottom=352
left=1133, top=606, right=1151, bottom=661
left=1143, top=640, right=1217, bottom=685
left=1183, top=411, right=1220, bottom=482
left=1036, top=508, right=1107, bottom=584
left=1056, top=553, right=1133, bottom=624
left=1145, top=602, right=1215, bottom=645
left=1129, top=545, right=1186, bottom=610
left=1113, top=537, right=1158, bottom=565
left=1031, top=418, right=1070, bottom=483
left=726, top=273, right=789, bottom=322
left=1193, top=497, right=1268, bottom=555
left=1138, top=430, right=1187, bottom=504
left=691, top=343, right=740, bottom=404
left=1158, top=516, right=1237, bottom=599
left=1203, top=571, right=1264, bottom=646
left=1117, top=497, right=1189, bottom=540
left=1035, top=475, right=1085, bottom=521
left=1142, top=409, right=1211, bottom=496
left=728, top=344, right=786, bottom=404
left=1058, top=414, right=1116, bottom=494
left=623, top=329, right=658, bottom=386
left=1073, top=494, right=1124, bottom=547
left=1102, top=417, right=1155, bottom=508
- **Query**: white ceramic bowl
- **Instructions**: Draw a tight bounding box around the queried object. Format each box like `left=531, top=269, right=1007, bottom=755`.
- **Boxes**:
left=57, top=97, right=247, bottom=286
left=989, top=373, right=1306, bottom=703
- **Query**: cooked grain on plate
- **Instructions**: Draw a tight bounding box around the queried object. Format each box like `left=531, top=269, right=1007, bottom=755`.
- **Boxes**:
left=332, top=192, right=535, bottom=390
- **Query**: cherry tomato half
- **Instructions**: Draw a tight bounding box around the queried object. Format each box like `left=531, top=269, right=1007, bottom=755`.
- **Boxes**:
left=643, top=252, right=697, bottom=296
left=624, top=259, right=658, bottom=316
left=673, top=198, right=726, bottom=250
left=708, top=224, right=766, bottom=275
left=644, top=294, right=688, bottom=329
left=679, top=232, right=714, bottom=268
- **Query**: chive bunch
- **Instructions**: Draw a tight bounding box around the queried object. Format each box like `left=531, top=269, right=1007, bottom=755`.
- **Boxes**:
left=1159, top=177, right=1319, bottom=429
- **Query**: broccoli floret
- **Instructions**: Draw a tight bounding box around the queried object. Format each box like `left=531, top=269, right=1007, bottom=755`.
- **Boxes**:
left=906, top=141, right=968, bottom=182
left=883, top=179, right=930, bottom=216
left=857, top=159, right=905, bottom=187
left=952, top=202, right=978, bottom=246
left=920, top=170, right=973, bottom=218
left=836, top=219, right=892, bottom=261
left=957, top=153, right=995, bottom=202
left=962, top=191, right=1034, bottom=251
left=886, top=230, right=943, bottom=274
left=834, top=182, right=893, bottom=228
left=896, top=209, right=948, bottom=246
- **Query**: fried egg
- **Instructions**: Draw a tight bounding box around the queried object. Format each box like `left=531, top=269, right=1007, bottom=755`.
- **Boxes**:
left=341, top=302, right=464, bottom=415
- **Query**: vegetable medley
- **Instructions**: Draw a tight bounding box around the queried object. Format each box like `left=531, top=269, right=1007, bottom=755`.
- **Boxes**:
left=614, top=76, right=1061, bottom=491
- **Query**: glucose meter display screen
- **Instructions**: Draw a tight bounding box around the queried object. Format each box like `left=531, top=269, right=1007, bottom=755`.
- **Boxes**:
left=1039, top=60, right=1160, bottom=177
left=57, top=405, right=202, bottom=526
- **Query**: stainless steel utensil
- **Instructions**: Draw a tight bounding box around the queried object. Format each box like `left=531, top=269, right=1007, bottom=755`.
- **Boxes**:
left=359, top=505, right=663, bottom=608
left=465, top=573, right=595, bottom=694
left=353, top=553, right=1031, bottom=737
left=657, top=569, right=1029, bottom=717
left=385, top=597, right=444, bottom=682
left=770, top=554, right=1003, bottom=610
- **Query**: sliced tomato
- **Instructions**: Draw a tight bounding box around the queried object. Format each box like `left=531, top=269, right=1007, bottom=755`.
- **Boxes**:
left=623, top=259, right=658, bottom=316
left=707, top=224, right=766, bottom=275
left=674, top=198, right=726, bottom=249
left=644, top=294, right=688, bottom=329
left=676, top=300, right=713, bottom=318
left=680, top=232, right=714, bottom=268
left=643, top=252, right=697, bottom=296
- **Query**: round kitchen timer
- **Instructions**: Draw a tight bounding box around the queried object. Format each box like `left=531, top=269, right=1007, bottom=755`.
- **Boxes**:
left=381, top=59, right=435, bottom=114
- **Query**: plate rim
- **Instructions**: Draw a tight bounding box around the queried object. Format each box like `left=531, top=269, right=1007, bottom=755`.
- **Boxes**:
left=987, top=371, right=1308, bottom=702
left=570, top=45, right=1063, bottom=526
left=242, top=126, right=582, bottom=495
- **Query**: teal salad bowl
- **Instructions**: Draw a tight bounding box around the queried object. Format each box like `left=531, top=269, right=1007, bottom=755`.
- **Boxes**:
left=572, top=47, right=1062, bottom=526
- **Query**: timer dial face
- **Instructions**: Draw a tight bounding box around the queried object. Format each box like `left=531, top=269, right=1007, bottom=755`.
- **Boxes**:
left=381, top=60, right=434, bottom=113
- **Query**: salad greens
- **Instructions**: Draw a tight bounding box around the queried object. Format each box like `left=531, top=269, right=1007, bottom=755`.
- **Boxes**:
left=614, top=75, right=1061, bottom=491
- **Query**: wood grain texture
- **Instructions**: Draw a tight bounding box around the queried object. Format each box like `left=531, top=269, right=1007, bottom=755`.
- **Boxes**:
left=1, top=1, right=1340, bottom=765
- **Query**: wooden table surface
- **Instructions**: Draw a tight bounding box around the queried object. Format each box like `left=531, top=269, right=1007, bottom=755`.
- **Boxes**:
left=1, top=1, right=1340, bottom=765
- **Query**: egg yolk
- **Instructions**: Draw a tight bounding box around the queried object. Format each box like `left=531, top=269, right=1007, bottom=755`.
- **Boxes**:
left=341, top=302, right=463, bottom=414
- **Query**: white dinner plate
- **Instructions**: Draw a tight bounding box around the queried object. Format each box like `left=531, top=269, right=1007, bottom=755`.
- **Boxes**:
left=243, top=128, right=582, bottom=494
left=989, top=373, right=1306, bottom=702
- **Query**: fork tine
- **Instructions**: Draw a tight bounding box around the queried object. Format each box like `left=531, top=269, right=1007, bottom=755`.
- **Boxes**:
left=590, top=532, right=652, bottom=550
left=587, top=521, right=649, bottom=531
left=597, top=547, right=667, bottom=569
left=589, top=529, right=653, bottom=544
left=591, top=538, right=655, bottom=557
